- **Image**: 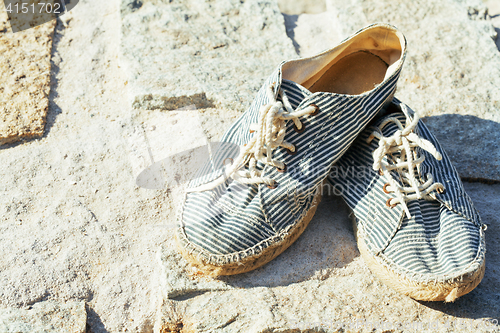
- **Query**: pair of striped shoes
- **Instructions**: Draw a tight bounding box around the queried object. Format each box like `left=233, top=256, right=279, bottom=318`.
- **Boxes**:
left=176, top=23, right=486, bottom=302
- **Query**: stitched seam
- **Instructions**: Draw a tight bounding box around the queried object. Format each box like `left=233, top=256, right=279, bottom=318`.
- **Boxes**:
left=360, top=227, right=485, bottom=283
left=177, top=195, right=316, bottom=266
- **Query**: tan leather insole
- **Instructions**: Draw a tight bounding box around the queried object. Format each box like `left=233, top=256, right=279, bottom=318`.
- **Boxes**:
left=309, top=51, right=389, bottom=95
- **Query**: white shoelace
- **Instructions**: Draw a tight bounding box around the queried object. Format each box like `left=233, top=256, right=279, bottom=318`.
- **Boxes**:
left=367, top=105, right=445, bottom=219
left=187, top=83, right=318, bottom=193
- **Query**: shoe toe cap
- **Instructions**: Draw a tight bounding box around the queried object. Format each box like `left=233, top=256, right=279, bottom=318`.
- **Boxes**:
left=381, top=200, right=485, bottom=281
left=178, top=190, right=275, bottom=259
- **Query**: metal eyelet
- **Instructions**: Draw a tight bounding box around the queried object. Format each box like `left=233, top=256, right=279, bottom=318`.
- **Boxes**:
left=386, top=198, right=397, bottom=209
left=267, top=182, right=278, bottom=190
left=310, top=104, right=319, bottom=116
left=223, top=158, right=233, bottom=165
left=287, top=146, right=297, bottom=155
left=383, top=183, right=391, bottom=194
left=437, top=186, right=446, bottom=194
left=276, top=164, right=287, bottom=173
left=378, top=169, right=384, bottom=176
left=294, top=123, right=305, bottom=134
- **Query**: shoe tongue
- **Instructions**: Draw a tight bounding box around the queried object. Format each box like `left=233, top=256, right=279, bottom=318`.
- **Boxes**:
left=373, top=111, right=408, bottom=137
left=280, top=79, right=312, bottom=109
left=372, top=97, right=414, bottom=131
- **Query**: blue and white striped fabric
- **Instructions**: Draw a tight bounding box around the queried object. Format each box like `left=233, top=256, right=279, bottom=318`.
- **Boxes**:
left=177, top=24, right=406, bottom=267
left=327, top=98, right=485, bottom=282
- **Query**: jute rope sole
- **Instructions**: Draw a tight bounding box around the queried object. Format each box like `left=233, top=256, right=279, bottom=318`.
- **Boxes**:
left=176, top=191, right=322, bottom=276
left=353, top=215, right=485, bottom=302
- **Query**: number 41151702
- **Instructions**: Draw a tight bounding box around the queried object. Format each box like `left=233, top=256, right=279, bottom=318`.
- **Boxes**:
left=5, top=2, right=63, bottom=14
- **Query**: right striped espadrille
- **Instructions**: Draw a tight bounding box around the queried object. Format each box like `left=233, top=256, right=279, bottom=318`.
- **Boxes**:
left=176, top=23, right=407, bottom=276
left=328, top=98, right=486, bottom=302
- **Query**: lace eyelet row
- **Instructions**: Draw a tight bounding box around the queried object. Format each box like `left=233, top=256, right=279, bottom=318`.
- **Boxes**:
left=267, top=104, right=319, bottom=190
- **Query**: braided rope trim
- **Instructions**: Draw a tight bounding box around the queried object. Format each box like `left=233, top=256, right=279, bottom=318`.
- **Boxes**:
left=354, top=215, right=486, bottom=302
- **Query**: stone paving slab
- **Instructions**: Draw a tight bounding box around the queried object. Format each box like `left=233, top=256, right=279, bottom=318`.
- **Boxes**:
left=0, top=10, right=55, bottom=145
left=5, top=0, right=58, bottom=32
left=0, top=301, right=86, bottom=333
left=485, top=0, right=500, bottom=51
left=0, top=0, right=499, bottom=331
left=422, top=114, right=500, bottom=182
left=119, top=0, right=297, bottom=111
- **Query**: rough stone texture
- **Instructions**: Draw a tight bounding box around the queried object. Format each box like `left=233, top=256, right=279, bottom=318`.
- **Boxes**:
left=0, top=8, right=8, bottom=32
left=5, top=0, right=59, bottom=33
left=0, top=11, right=55, bottom=145
left=421, top=115, right=500, bottom=181
left=277, top=0, right=326, bottom=15
left=125, top=108, right=224, bottom=190
left=0, top=0, right=164, bottom=331
left=119, top=0, right=297, bottom=111
left=0, top=0, right=499, bottom=332
left=0, top=0, right=243, bottom=331
left=319, top=0, right=500, bottom=181
left=326, top=0, right=500, bottom=120
left=283, top=12, right=343, bottom=57
left=157, top=183, right=500, bottom=333
left=0, top=301, right=86, bottom=333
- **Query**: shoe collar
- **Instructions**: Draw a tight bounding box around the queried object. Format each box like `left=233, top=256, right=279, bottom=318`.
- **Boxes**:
left=279, top=23, right=407, bottom=98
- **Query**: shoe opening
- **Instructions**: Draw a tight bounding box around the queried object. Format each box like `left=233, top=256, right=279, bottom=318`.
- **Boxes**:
left=282, top=24, right=405, bottom=95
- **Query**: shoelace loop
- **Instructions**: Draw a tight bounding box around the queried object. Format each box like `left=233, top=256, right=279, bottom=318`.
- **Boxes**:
left=187, top=83, right=318, bottom=193
left=367, top=105, right=445, bottom=219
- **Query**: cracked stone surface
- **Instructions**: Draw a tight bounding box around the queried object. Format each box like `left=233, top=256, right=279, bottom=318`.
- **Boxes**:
left=0, top=0, right=499, bottom=331
left=0, top=301, right=86, bottom=333
left=119, top=0, right=297, bottom=111
left=5, top=0, right=61, bottom=33
left=0, top=11, right=55, bottom=145
left=0, top=0, right=165, bottom=331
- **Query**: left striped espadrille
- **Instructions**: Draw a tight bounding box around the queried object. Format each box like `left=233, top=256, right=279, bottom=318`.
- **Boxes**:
left=176, top=23, right=407, bottom=276
left=328, top=98, right=486, bottom=302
